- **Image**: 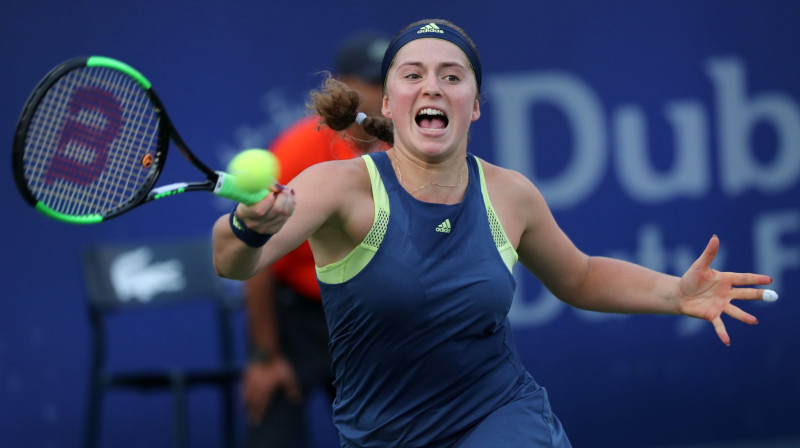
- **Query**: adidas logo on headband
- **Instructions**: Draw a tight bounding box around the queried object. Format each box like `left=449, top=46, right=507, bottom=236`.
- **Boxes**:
left=417, top=23, right=444, bottom=34
left=382, top=21, right=482, bottom=92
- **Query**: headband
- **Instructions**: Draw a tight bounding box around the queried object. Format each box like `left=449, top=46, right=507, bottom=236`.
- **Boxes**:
left=381, top=22, right=482, bottom=92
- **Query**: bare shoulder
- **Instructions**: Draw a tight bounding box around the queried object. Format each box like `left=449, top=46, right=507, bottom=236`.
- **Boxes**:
left=289, top=156, right=375, bottom=264
left=474, top=157, right=548, bottom=246
left=475, top=157, right=542, bottom=201
left=290, top=157, right=371, bottom=194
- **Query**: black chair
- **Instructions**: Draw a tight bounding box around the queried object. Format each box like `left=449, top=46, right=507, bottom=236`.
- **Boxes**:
left=81, top=237, right=242, bottom=448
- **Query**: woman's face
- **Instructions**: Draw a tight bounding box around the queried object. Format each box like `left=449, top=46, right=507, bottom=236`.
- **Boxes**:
left=382, top=38, right=480, bottom=160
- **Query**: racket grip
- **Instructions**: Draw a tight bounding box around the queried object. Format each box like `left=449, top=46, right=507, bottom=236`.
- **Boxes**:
left=214, top=171, right=273, bottom=205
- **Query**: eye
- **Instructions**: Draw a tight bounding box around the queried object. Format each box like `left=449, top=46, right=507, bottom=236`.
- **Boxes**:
left=405, top=73, right=421, bottom=80
left=444, top=74, right=460, bottom=82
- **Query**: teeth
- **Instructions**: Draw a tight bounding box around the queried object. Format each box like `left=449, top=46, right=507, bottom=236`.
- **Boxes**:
left=418, top=108, right=444, bottom=117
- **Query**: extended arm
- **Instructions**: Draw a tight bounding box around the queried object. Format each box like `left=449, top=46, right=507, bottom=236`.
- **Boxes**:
left=212, top=157, right=373, bottom=280
left=488, top=164, right=775, bottom=345
left=212, top=189, right=296, bottom=280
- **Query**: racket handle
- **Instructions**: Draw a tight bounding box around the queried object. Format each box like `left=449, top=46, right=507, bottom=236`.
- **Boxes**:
left=214, top=171, right=284, bottom=205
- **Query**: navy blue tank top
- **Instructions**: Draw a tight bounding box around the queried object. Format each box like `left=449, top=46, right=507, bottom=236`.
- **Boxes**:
left=319, top=152, right=537, bottom=447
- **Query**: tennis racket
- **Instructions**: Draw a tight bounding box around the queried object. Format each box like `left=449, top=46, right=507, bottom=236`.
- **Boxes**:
left=12, top=55, right=274, bottom=224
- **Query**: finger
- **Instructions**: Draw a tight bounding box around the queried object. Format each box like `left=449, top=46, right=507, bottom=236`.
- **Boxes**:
left=254, top=395, right=270, bottom=423
left=243, top=385, right=265, bottom=414
left=285, top=377, right=303, bottom=405
left=725, top=272, right=773, bottom=287
left=269, top=182, right=287, bottom=193
left=247, top=404, right=263, bottom=425
left=241, top=371, right=256, bottom=402
left=711, top=316, right=731, bottom=346
left=238, top=192, right=279, bottom=218
left=273, top=189, right=295, bottom=215
left=263, top=202, right=293, bottom=228
left=724, top=303, right=758, bottom=325
left=241, top=383, right=251, bottom=403
left=243, top=388, right=258, bottom=422
left=245, top=390, right=270, bottom=424
left=691, top=235, right=719, bottom=272
left=762, top=289, right=779, bottom=303
left=729, top=287, right=777, bottom=301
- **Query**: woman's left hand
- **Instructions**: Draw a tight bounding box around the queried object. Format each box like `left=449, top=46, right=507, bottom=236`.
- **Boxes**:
left=677, top=235, right=776, bottom=345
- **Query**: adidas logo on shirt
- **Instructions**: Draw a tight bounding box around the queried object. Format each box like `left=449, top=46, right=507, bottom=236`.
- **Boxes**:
left=435, top=219, right=452, bottom=233
left=417, top=23, right=444, bottom=34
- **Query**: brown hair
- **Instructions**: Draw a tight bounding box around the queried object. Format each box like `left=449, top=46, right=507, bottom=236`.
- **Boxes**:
left=307, top=19, right=479, bottom=146
left=307, top=74, right=394, bottom=144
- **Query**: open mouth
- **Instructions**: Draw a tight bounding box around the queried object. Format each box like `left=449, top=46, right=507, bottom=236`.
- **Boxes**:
left=415, top=107, right=449, bottom=130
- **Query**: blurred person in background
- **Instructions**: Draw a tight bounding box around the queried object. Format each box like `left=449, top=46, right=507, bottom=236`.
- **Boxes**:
left=241, top=32, right=390, bottom=448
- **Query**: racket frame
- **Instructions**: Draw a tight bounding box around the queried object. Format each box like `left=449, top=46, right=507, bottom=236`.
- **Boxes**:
left=12, top=56, right=264, bottom=224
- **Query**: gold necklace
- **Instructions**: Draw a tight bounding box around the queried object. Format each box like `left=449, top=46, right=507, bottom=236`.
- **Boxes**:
left=347, top=134, right=378, bottom=144
left=391, top=152, right=466, bottom=195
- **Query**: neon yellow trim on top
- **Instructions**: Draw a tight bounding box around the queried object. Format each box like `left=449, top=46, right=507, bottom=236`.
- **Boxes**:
left=316, top=155, right=517, bottom=284
left=316, top=156, right=389, bottom=284
left=474, top=157, right=518, bottom=272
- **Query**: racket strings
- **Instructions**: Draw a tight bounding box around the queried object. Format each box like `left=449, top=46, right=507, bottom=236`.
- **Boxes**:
left=23, top=66, right=161, bottom=217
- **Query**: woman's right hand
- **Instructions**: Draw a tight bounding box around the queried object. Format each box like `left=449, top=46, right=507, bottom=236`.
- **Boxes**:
left=235, top=186, right=296, bottom=235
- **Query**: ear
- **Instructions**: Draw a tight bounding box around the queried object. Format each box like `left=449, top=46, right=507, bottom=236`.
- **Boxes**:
left=471, top=97, right=481, bottom=122
left=382, top=94, right=392, bottom=118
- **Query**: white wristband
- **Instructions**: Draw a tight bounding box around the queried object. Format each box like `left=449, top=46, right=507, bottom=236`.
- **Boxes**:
left=355, top=112, right=367, bottom=125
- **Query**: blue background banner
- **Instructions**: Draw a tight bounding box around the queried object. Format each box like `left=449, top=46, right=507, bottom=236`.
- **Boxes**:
left=1, top=1, right=798, bottom=447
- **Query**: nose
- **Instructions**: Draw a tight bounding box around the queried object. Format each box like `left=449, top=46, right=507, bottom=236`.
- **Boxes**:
left=422, top=74, right=441, bottom=97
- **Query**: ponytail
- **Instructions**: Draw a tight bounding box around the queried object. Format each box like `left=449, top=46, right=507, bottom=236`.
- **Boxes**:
left=308, top=73, right=394, bottom=145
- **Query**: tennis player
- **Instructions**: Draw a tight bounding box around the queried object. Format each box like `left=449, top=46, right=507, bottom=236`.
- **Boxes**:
left=213, top=18, right=776, bottom=447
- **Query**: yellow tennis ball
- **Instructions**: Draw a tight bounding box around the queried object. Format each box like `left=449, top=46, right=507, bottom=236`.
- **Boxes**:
left=227, top=149, right=280, bottom=193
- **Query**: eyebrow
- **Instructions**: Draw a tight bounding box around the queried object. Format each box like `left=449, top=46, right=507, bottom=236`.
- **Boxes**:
left=396, top=60, right=469, bottom=71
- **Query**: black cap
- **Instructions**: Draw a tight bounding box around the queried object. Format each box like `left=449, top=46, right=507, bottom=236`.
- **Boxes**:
left=334, top=33, right=390, bottom=84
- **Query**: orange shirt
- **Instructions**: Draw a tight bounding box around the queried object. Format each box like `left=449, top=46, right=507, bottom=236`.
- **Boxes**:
left=268, top=116, right=386, bottom=300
